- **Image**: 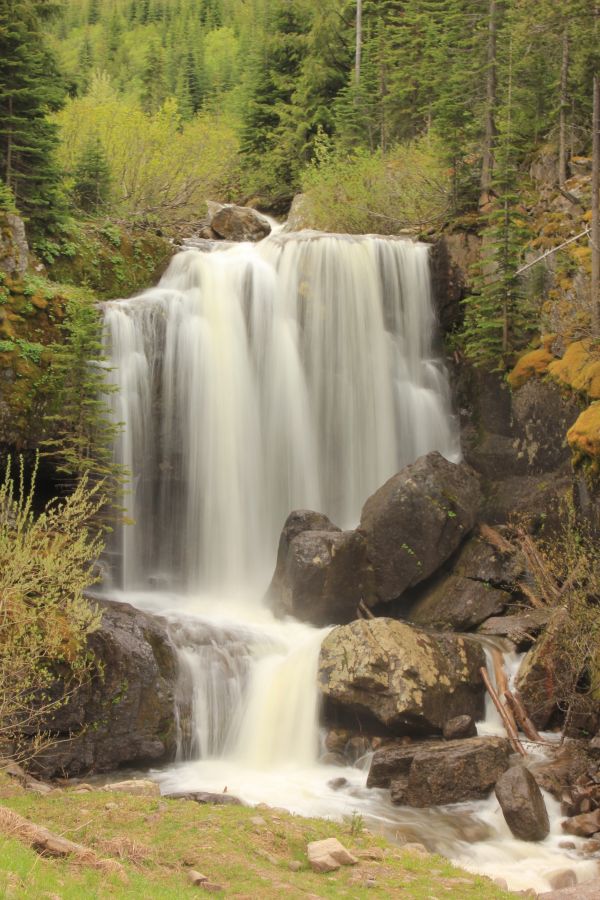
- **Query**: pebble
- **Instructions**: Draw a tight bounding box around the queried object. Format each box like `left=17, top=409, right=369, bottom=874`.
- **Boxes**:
left=188, top=871, right=208, bottom=886
left=288, top=860, right=302, bottom=872
left=250, top=816, right=266, bottom=826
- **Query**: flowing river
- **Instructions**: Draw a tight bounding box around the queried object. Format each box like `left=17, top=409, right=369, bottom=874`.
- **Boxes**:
left=101, top=230, right=597, bottom=894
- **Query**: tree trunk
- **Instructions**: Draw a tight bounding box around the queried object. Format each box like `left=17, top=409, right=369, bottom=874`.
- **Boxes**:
left=592, top=73, right=600, bottom=337
left=558, top=29, right=569, bottom=188
left=355, top=0, right=362, bottom=87
left=480, top=0, right=497, bottom=209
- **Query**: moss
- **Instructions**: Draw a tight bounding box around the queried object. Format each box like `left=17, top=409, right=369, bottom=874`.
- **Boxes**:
left=567, top=402, right=600, bottom=464
left=548, top=340, right=600, bottom=401
left=507, top=346, right=555, bottom=389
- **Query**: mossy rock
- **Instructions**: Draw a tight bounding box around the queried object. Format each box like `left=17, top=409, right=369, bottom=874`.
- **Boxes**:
left=507, top=341, right=556, bottom=390
left=548, top=340, right=600, bottom=401
left=568, top=402, right=600, bottom=463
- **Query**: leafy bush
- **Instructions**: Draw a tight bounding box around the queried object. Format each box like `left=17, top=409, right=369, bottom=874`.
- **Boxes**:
left=300, top=132, right=451, bottom=234
left=0, top=457, right=103, bottom=760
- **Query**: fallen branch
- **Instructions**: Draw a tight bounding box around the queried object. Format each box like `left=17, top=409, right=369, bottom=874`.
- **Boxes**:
left=479, top=523, right=514, bottom=555
left=479, top=667, right=527, bottom=757
left=491, top=649, right=519, bottom=735
left=0, top=805, right=124, bottom=876
left=504, top=690, right=543, bottom=743
left=357, top=599, right=375, bottom=620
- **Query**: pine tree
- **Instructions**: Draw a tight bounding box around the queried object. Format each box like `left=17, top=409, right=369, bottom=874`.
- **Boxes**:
left=87, top=0, right=100, bottom=26
left=141, top=41, right=167, bottom=113
left=0, top=0, right=67, bottom=236
left=72, top=136, right=111, bottom=212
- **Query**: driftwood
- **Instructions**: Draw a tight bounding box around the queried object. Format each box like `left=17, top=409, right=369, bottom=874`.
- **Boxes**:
left=479, top=523, right=514, bottom=555
left=357, top=599, right=375, bottom=620
left=504, top=690, right=543, bottom=743
left=490, top=649, right=518, bottom=734
left=479, top=667, right=527, bottom=757
left=0, top=805, right=124, bottom=875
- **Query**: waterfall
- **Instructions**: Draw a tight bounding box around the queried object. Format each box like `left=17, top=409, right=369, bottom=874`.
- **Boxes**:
left=103, top=232, right=459, bottom=594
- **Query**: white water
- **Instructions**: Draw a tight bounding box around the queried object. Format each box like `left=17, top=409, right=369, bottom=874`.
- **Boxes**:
left=101, top=232, right=596, bottom=894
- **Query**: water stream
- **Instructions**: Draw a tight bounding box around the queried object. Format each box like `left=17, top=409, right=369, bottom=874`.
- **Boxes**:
left=101, top=231, right=597, bottom=893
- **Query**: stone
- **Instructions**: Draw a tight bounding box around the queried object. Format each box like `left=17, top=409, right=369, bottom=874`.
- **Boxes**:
left=200, top=883, right=224, bottom=893
left=250, top=816, right=266, bottom=826
left=207, top=201, right=271, bottom=242
left=105, top=779, right=160, bottom=797
left=429, top=232, right=482, bottom=334
left=453, top=533, right=526, bottom=587
left=562, top=809, right=600, bottom=837
left=405, top=737, right=511, bottom=807
left=538, top=881, right=600, bottom=899
left=359, top=452, right=481, bottom=603
left=401, top=843, right=429, bottom=857
left=307, top=838, right=358, bottom=873
left=494, top=878, right=509, bottom=891
left=28, top=598, right=178, bottom=777
left=319, top=618, right=485, bottom=736
left=407, top=574, right=510, bottom=631
left=328, top=778, right=349, bottom=791
left=390, top=776, right=409, bottom=805
left=478, top=609, right=553, bottom=650
left=288, top=860, right=302, bottom=872
left=188, top=871, right=209, bottom=885
left=515, top=609, right=574, bottom=729
left=267, top=528, right=375, bottom=627
left=367, top=741, right=439, bottom=789
left=443, top=715, right=477, bottom=740
left=494, top=766, right=550, bottom=841
left=0, top=212, right=28, bottom=277
left=285, top=193, right=312, bottom=232
left=547, top=871, right=578, bottom=891
left=165, top=791, right=242, bottom=806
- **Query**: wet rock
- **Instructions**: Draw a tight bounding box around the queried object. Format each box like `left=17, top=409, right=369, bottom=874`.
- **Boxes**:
left=443, top=715, right=477, bottom=740
left=307, top=837, right=358, bottom=873
left=285, top=193, right=312, bottom=231
left=405, top=737, right=510, bottom=807
left=105, top=779, right=160, bottom=797
left=515, top=609, right=574, bottom=729
left=327, top=777, right=348, bottom=791
left=345, top=736, right=371, bottom=764
left=165, top=791, right=242, bottom=806
left=538, top=880, right=600, bottom=899
left=367, top=741, right=438, bottom=789
left=390, top=775, right=409, bottom=805
left=478, top=609, right=553, bottom=650
left=547, top=870, right=578, bottom=891
left=0, top=212, right=28, bottom=277
left=359, top=452, right=481, bottom=603
left=494, top=765, right=550, bottom=841
left=319, top=618, right=485, bottom=736
left=452, top=532, right=526, bottom=587
left=28, top=598, right=178, bottom=777
left=207, top=201, right=271, bottom=242
left=407, top=574, right=510, bottom=631
left=267, top=528, right=374, bottom=627
left=562, top=809, right=600, bottom=837
left=429, top=232, right=482, bottom=333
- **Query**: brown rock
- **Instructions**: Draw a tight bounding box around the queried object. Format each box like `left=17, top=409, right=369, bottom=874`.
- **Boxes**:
left=443, top=715, right=477, bottom=740
left=165, top=791, right=242, bottom=806
left=307, top=838, right=358, bottom=873
left=405, top=737, right=511, bottom=807
left=547, top=870, right=578, bottom=891
left=494, top=766, right=550, bottom=841
left=515, top=609, right=575, bottom=729
left=367, top=742, right=438, bottom=789
left=407, top=574, right=509, bottom=632
left=208, top=201, right=271, bottom=242
left=478, top=609, right=553, bottom=650
left=562, top=809, right=600, bottom=837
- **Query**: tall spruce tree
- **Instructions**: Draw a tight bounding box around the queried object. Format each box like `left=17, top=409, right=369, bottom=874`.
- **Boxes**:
left=0, top=0, right=66, bottom=236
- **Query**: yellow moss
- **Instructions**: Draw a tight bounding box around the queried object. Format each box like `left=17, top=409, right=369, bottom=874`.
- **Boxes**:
left=567, top=403, right=600, bottom=460
left=31, top=293, right=48, bottom=310
left=548, top=340, right=600, bottom=400
left=541, top=333, right=557, bottom=351
left=508, top=347, right=555, bottom=389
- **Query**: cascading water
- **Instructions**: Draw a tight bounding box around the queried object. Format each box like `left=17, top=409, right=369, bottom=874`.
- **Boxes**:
left=103, top=233, right=459, bottom=593
left=100, top=231, right=593, bottom=894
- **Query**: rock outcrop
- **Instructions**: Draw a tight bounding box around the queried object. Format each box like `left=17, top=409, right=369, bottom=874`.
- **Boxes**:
left=318, top=618, right=485, bottom=735
left=407, top=574, right=509, bottom=631
left=207, top=201, right=271, bottom=242
left=359, top=452, right=481, bottom=603
left=30, top=598, right=178, bottom=777
left=495, top=765, right=550, bottom=841
left=0, top=212, right=28, bottom=277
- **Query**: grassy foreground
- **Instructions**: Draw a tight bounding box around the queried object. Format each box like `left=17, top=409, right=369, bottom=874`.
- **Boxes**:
left=0, top=773, right=514, bottom=899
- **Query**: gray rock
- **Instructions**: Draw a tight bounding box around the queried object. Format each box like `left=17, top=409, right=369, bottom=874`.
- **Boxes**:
left=538, top=881, right=600, bottom=899
left=268, top=528, right=374, bottom=626
left=285, top=193, right=312, bottom=231
left=405, top=737, right=510, bottom=807
left=452, top=533, right=525, bottom=588
left=207, top=201, right=271, bottom=242
left=359, top=452, right=481, bottom=603
left=165, top=791, right=242, bottom=806
left=319, top=618, right=486, bottom=736
left=494, top=765, right=550, bottom=841
left=367, top=741, right=438, bottom=789
left=0, top=212, right=28, bottom=277
left=443, top=715, right=477, bottom=740
left=407, top=573, right=510, bottom=631
left=29, top=598, right=178, bottom=777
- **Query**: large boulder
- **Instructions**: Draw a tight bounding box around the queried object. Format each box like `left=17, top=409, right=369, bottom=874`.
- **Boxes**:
left=207, top=201, right=271, bottom=242
left=404, top=737, right=510, bottom=807
left=359, top=452, right=481, bottom=603
left=318, top=618, right=486, bottom=736
left=265, top=509, right=374, bottom=626
left=366, top=741, right=438, bottom=789
left=406, top=573, right=510, bottom=632
left=495, top=765, right=550, bottom=841
left=30, top=599, right=178, bottom=777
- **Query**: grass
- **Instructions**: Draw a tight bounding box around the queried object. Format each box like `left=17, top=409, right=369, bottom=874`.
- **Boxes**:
left=0, top=774, right=515, bottom=899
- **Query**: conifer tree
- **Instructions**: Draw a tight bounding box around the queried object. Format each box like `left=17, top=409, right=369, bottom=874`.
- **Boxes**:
left=72, top=136, right=111, bottom=212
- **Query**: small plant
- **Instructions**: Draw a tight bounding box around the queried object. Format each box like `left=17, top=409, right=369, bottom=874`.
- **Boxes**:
left=346, top=810, right=364, bottom=837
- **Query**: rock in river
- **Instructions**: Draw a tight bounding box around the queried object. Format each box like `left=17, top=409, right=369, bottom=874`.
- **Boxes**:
left=495, top=765, right=550, bottom=841
left=359, top=452, right=481, bottom=603
left=318, top=618, right=486, bottom=735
